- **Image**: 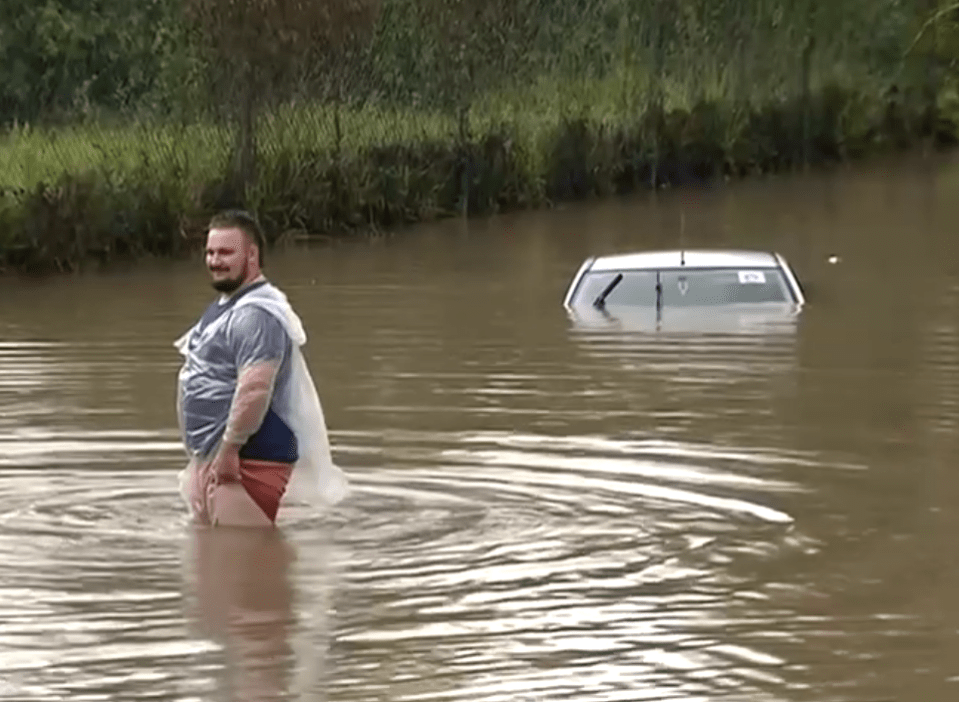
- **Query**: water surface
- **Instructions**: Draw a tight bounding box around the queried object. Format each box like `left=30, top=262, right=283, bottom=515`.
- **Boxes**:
left=2, top=152, right=959, bottom=701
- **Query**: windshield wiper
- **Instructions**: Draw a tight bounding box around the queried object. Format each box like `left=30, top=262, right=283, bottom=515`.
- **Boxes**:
left=593, top=273, right=623, bottom=309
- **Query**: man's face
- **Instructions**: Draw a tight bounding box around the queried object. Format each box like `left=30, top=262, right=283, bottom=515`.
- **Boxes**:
left=206, top=227, right=255, bottom=294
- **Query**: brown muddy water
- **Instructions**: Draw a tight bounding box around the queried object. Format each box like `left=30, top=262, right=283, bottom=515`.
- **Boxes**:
left=2, top=152, right=959, bottom=702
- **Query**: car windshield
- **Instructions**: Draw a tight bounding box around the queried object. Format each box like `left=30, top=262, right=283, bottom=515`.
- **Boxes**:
left=573, top=267, right=793, bottom=307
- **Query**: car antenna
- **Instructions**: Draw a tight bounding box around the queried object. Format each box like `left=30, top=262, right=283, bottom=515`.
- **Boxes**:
left=680, top=210, right=686, bottom=266
left=655, top=270, right=663, bottom=315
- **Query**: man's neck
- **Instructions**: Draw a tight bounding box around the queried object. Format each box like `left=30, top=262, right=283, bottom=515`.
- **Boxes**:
left=219, top=274, right=267, bottom=303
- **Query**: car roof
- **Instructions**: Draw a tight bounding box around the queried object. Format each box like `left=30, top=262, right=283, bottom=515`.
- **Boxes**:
left=587, top=249, right=782, bottom=272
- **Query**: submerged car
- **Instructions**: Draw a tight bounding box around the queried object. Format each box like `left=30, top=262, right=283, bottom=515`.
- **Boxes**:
left=563, top=249, right=805, bottom=333
left=564, top=249, right=805, bottom=310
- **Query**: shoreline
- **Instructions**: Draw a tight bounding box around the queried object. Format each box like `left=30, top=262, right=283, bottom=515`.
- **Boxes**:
left=1, top=82, right=955, bottom=277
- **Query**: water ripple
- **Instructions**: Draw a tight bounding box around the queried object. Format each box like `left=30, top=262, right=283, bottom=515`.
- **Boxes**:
left=5, top=177, right=959, bottom=700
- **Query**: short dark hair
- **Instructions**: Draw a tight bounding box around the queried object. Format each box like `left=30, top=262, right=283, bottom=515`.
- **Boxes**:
left=208, top=209, right=266, bottom=266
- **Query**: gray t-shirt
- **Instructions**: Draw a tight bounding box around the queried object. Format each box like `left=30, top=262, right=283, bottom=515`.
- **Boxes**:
left=178, top=287, right=294, bottom=459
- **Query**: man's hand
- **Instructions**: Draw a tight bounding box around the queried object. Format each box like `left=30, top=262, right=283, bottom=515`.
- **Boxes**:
left=211, top=442, right=242, bottom=484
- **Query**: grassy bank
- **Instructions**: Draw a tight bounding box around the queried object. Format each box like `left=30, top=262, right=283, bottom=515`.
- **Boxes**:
left=1, top=69, right=956, bottom=275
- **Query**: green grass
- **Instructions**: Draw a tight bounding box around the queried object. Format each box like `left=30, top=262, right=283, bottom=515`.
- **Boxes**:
left=0, top=121, right=232, bottom=194
left=260, top=101, right=458, bottom=153
left=0, top=59, right=897, bottom=193
left=0, top=63, right=954, bottom=275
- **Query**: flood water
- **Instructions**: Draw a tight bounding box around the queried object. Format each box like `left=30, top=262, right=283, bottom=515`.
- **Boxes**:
left=2, top=152, right=959, bottom=701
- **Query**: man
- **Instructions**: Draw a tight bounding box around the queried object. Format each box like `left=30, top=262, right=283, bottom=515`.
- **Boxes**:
left=174, top=210, right=348, bottom=527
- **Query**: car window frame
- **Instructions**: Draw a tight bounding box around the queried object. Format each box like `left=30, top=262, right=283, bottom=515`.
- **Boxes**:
left=568, top=265, right=798, bottom=308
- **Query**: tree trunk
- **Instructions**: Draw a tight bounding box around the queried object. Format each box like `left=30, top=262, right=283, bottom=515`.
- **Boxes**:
left=459, top=101, right=470, bottom=217
left=332, top=79, right=344, bottom=226
left=458, top=52, right=473, bottom=217
left=924, top=0, right=940, bottom=143
left=649, top=0, right=666, bottom=189
left=801, top=35, right=815, bottom=169
left=233, top=59, right=257, bottom=197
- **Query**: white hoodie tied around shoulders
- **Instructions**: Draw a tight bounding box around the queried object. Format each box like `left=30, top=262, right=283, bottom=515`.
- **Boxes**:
left=174, top=282, right=349, bottom=513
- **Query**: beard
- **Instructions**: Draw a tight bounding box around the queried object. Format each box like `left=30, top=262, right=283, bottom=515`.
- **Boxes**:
left=210, top=261, right=247, bottom=294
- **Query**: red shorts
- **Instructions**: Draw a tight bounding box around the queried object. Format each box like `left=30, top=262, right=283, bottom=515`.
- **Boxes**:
left=183, top=456, right=293, bottom=526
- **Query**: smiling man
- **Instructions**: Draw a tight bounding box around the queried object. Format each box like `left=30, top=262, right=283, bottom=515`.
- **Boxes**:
left=174, top=210, right=348, bottom=527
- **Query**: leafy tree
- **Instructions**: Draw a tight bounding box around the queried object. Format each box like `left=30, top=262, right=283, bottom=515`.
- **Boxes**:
left=183, top=0, right=382, bottom=191
left=0, top=0, right=182, bottom=124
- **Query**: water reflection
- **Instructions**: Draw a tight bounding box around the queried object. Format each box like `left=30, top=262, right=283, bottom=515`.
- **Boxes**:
left=182, top=527, right=297, bottom=702
left=330, top=426, right=808, bottom=702
left=567, top=303, right=802, bottom=336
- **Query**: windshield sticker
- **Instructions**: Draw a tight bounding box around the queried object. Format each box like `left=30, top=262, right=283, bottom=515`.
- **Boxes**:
left=677, top=277, right=689, bottom=296
left=738, top=270, right=767, bottom=284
